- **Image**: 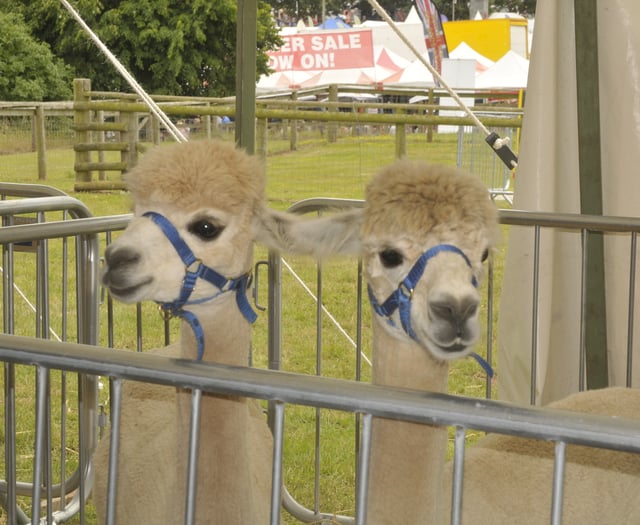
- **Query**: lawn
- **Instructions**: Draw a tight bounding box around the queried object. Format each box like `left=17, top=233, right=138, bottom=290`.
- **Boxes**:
left=0, top=132, right=506, bottom=523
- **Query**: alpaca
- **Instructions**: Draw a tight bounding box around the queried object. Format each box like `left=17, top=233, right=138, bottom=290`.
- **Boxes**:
left=354, top=159, right=640, bottom=524
left=92, top=139, right=360, bottom=524
left=358, top=159, right=500, bottom=525
left=443, top=386, right=640, bottom=524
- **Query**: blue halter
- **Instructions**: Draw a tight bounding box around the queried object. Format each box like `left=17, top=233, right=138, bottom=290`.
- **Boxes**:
left=367, top=243, right=493, bottom=378
left=143, top=211, right=257, bottom=361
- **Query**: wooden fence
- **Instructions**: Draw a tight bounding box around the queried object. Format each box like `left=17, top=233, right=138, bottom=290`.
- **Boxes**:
left=1, top=79, right=523, bottom=191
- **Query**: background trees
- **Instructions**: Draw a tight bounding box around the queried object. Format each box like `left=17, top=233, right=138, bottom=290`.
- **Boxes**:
left=0, top=0, right=281, bottom=100
left=0, top=0, right=536, bottom=101
left=0, top=10, right=73, bottom=100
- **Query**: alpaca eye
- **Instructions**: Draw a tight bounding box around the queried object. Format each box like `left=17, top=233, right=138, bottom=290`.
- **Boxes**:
left=481, top=249, right=489, bottom=262
left=189, top=219, right=223, bottom=241
left=379, top=248, right=404, bottom=268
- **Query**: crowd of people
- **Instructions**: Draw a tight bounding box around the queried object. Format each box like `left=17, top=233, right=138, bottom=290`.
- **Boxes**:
left=272, top=6, right=363, bottom=28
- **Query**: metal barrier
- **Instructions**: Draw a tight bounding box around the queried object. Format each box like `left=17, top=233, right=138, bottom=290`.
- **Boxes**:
left=457, top=115, right=518, bottom=204
left=1, top=188, right=640, bottom=524
left=0, top=183, right=101, bottom=524
left=1, top=335, right=640, bottom=525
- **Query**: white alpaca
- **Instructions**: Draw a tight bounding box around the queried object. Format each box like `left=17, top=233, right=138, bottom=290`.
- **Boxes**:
left=349, top=159, right=640, bottom=524
left=93, top=140, right=360, bottom=524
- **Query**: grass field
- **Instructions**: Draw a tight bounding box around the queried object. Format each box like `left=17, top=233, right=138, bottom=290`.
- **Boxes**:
left=0, top=132, right=506, bottom=523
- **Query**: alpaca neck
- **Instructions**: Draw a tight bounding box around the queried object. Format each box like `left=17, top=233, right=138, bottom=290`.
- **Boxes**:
left=176, top=291, right=261, bottom=523
left=370, top=319, right=449, bottom=390
left=179, top=291, right=251, bottom=365
left=366, top=317, right=449, bottom=525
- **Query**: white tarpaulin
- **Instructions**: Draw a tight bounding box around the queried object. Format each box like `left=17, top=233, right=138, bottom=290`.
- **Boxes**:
left=497, top=0, right=640, bottom=405
left=475, top=50, right=529, bottom=89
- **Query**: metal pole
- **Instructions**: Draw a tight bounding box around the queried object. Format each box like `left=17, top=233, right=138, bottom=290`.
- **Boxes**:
left=574, top=0, right=608, bottom=389
left=235, top=0, right=257, bottom=152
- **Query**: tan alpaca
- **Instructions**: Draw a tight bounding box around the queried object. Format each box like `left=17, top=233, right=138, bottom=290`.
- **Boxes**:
left=355, top=159, right=640, bottom=524
left=93, top=140, right=360, bottom=524
left=358, top=160, right=500, bottom=525
left=442, top=386, right=640, bottom=524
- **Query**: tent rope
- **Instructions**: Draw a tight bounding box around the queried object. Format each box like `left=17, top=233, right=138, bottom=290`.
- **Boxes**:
left=367, top=0, right=518, bottom=169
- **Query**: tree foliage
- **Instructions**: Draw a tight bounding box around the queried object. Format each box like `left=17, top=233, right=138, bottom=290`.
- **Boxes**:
left=0, top=11, right=73, bottom=101
left=3, top=0, right=281, bottom=98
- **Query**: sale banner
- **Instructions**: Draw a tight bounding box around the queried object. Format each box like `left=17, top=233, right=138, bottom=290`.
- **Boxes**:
left=267, top=30, right=375, bottom=71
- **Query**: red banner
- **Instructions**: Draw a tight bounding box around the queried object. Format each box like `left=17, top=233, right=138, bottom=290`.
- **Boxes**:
left=267, top=30, right=374, bottom=71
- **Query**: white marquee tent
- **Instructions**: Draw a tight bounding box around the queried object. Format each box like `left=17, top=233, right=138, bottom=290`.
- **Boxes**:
left=380, top=51, right=436, bottom=87
left=475, top=50, right=529, bottom=89
left=497, top=0, right=640, bottom=404
left=448, top=41, right=495, bottom=73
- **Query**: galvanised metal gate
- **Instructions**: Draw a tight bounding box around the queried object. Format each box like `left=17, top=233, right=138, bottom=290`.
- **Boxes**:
left=1, top=187, right=640, bottom=524
left=0, top=183, right=100, bottom=524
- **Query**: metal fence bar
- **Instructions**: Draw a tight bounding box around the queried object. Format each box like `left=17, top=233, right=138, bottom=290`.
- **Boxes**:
left=31, top=366, right=49, bottom=524
left=270, top=401, right=286, bottom=525
left=314, top=263, right=323, bottom=516
left=354, top=412, right=372, bottom=525
left=185, top=389, right=203, bottom=525
left=105, top=378, right=123, bottom=525
left=531, top=224, right=541, bottom=405
left=3, top=361, right=21, bottom=524
left=550, top=440, right=567, bottom=525
left=3, top=335, right=640, bottom=454
left=627, top=232, right=638, bottom=387
left=450, top=425, right=467, bottom=525
left=485, top=256, right=495, bottom=399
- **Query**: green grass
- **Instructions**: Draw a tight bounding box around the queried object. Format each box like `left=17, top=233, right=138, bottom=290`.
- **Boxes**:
left=0, top=132, right=506, bottom=523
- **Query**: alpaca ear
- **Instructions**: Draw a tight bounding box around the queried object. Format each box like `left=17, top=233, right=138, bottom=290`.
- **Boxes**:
left=253, top=207, right=364, bottom=259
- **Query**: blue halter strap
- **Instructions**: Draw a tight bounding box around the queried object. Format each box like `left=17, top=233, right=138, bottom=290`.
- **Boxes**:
left=368, top=243, right=493, bottom=378
left=143, top=211, right=257, bottom=361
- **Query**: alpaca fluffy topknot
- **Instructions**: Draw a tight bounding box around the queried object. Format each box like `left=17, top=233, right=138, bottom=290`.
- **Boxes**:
left=362, top=160, right=499, bottom=245
left=124, top=140, right=265, bottom=213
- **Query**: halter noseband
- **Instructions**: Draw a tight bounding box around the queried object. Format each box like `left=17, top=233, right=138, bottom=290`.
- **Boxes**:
left=368, top=243, right=493, bottom=377
left=143, top=211, right=257, bottom=361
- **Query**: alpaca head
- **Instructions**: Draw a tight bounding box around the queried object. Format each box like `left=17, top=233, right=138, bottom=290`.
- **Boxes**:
left=361, top=160, right=500, bottom=361
left=102, top=140, right=268, bottom=307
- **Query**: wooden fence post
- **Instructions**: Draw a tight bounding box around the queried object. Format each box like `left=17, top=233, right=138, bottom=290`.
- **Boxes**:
left=73, top=78, right=93, bottom=185
left=203, top=104, right=212, bottom=139
left=426, top=88, right=435, bottom=143
left=256, top=117, right=268, bottom=159
left=34, top=105, right=47, bottom=180
left=395, top=107, right=406, bottom=158
left=123, top=103, right=138, bottom=170
left=96, top=110, right=106, bottom=181
left=327, top=84, right=338, bottom=144
left=289, top=91, right=298, bottom=151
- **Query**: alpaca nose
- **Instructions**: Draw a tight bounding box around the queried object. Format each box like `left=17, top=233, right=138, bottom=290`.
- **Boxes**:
left=104, top=245, right=140, bottom=269
left=429, top=294, right=478, bottom=337
left=102, top=246, right=140, bottom=285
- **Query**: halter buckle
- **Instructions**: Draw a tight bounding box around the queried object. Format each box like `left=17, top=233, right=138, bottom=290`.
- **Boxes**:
left=398, top=281, right=414, bottom=300
left=185, top=258, right=203, bottom=275
left=158, top=304, right=174, bottom=321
